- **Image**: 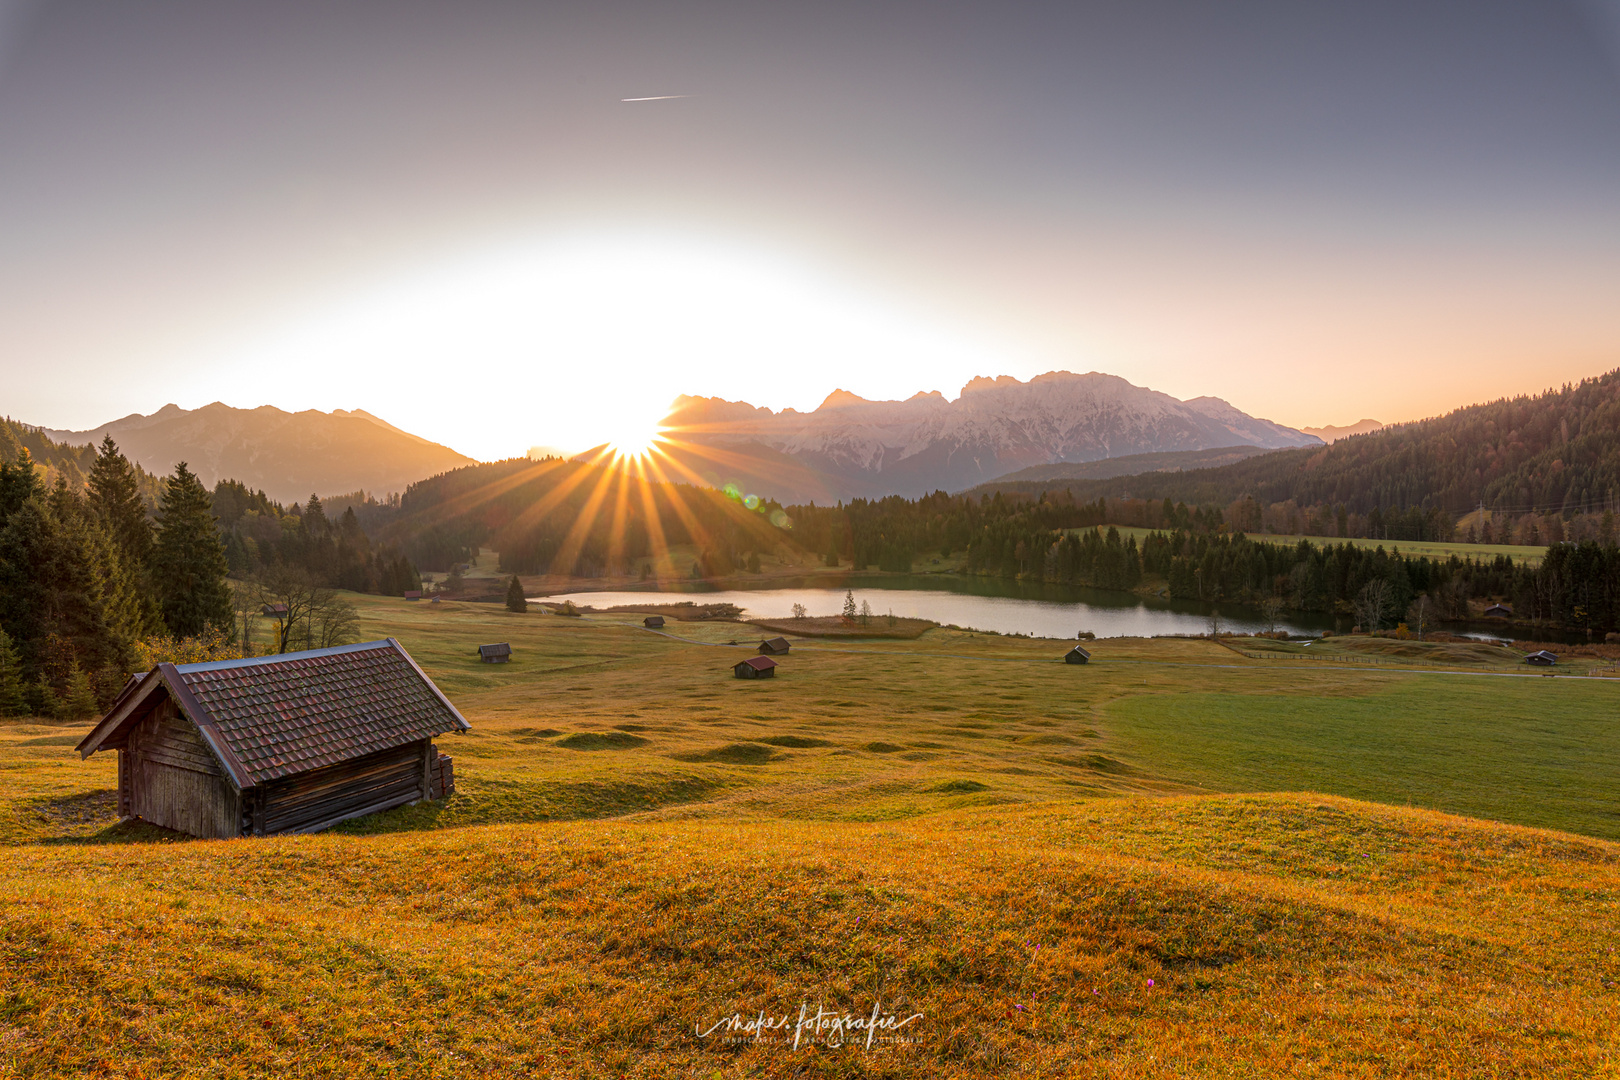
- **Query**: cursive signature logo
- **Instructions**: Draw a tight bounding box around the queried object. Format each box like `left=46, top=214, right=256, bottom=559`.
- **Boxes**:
left=696, top=1000, right=925, bottom=1048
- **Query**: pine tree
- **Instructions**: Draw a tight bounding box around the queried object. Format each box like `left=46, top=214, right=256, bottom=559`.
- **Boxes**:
left=152, top=462, right=233, bottom=637
left=505, top=574, right=528, bottom=613
left=0, top=629, right=26, bottom=716
left=842, top=590, right=857, bottom=619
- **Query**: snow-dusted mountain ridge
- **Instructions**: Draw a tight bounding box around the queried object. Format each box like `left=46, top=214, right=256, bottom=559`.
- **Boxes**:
left=664, top=371, right=1319, bottom=500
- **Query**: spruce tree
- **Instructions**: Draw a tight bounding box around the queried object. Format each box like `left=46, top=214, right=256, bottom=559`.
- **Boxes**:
left=152, top=462, right=233, bottom=637
left=842, top=590, right=857, bottom=619
left=61, top=661, right=99, bottom=720
left=87, top=436, right=152, bottom=570
left=505, top=574, right=528, bottom=613
left=0, top=629, right=26, bottom=716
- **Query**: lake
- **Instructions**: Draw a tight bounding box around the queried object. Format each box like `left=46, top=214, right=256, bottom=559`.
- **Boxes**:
left=535, top=574, right=1343, bottom=640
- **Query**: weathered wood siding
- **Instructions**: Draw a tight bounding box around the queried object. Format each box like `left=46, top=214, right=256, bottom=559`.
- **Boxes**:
left=252, top=739, right=431, bottom=835
left=125, top=700, right=239, bottom=838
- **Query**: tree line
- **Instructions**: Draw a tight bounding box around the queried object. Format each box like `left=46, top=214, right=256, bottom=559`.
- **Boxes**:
left=0, top=439, right=422, bottom=719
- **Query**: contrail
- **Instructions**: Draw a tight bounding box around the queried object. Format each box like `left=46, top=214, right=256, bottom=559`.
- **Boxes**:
left=621, top=94, right=692, bottom=102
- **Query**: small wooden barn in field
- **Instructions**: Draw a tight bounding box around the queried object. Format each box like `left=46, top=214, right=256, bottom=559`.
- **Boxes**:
left=758, top=637, right=791, bottom=655
left=734, top=656, right=777, bottom=679
left=1065, top=645, right=1092, bottom=664
left=1525, top=650, right=1557, bottom=667
left=403, top=590, right=422, bottom=601
left=1484, top=604, right=1512, bottom=618
left=478, top=642, right=512, bottom=663
left=76, top=638, right=469, bottom=838
left=643, top=616, right=666, bottom=628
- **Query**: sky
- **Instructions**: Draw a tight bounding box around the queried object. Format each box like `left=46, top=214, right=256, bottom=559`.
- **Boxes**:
left=2, top=0, right=1619, bottom=460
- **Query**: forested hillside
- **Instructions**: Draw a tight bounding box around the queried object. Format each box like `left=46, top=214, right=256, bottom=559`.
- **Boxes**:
left=1, top=418, right=164, bottom=505
left=381, top=456, right=800, bottom=577
left=974, top=369, right=1620, bottom=541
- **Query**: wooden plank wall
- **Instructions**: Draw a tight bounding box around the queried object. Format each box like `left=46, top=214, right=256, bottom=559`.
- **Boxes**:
left=254, top=740, right=429, bottom=836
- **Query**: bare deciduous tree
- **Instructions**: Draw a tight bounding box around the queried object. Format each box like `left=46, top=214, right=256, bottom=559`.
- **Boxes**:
left=1259, top=593, right=1286, bottom=635
left=1354, top=579, right=1390, bottom=633
left=253, top=567, right=360, bottom=654
left=1407, top=594, right=1433, bottom=641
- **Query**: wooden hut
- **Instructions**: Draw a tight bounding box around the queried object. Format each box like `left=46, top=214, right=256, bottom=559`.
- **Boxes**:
left=1525, top=650, right=1557, bottom=667
left=758, top=637, right=791, bottom=655
left=643, top=615, right=666, bottom=628
left=1484, top=604, right=1512, bottom=618
left=734, top=656, right=778, bottom=679
left=478, top=642, right=512, bottom=663
left=75, top=638, right=469, bottom=838
left=1065, top=645, right=1091, bottom=665
left=403, top=589, right=422, bottom=601
left=260, top=602, right=289, bottom=618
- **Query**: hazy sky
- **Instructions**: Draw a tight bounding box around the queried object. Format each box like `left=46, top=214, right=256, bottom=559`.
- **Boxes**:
left=3, top=0, right=1619, bottom=459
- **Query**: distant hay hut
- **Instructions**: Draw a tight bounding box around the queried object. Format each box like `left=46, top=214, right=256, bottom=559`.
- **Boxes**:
left=1484, top=604, right=1512, bottom=618
left=734, top=656, right=778, bottom=679
left=403, top=590, right=422, bottom=601
left=1525, top=650, right=1557, bottom=667
left=260, top=602, right=289, bottom=618
left=478, top=643, right=512, bottom=664
left=75, top=639, right=468, bottom=838
left=758, top=637, right=791, bottom=655
left=1065, top=645, right=1092, bottom=665
left=643, top=616, right=666, bottom=628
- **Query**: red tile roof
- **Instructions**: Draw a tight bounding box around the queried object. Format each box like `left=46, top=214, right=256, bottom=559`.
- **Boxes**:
left=736, top=656, right=778, bottom=672
left=164, top=639, right=468, bottom=785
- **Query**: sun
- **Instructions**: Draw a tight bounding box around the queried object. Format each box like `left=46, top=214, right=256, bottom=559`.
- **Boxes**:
left=604, top=419, right=664, bottom=461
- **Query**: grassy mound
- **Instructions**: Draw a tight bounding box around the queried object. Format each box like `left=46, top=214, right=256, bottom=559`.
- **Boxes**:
left=557, top=731, right=649, bottom=750
left=673, top=742, right=784, bottom=765
left=1, top=794, right=1614, bottom=1077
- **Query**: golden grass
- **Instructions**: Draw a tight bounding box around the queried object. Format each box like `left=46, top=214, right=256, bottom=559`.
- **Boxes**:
left=3, top=594, right=1619, bottom=1076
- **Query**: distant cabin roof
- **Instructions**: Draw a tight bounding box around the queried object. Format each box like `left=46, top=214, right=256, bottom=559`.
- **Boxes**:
left=643, top=616, right=665, bottom=627
left=1526, top=650, right=1558, bottom=663
left=261, top=603, right=290, bottom=617
left=759, top=637, right=791, bottom=653
left=1485, top=604, right=1512, bottom=615
left=403, top=590, right=422, bottom=599
left=478, top=643, right=512, bottom=659
left=736, top=656, right=777, bottom=672
left=76, top=639, right=470, bottom=788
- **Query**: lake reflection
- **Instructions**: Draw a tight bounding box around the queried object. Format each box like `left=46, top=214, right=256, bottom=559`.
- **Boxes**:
left=535, top=575, right=1339, bottom=640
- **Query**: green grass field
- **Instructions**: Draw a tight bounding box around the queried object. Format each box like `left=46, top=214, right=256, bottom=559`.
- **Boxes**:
left=1100, top=525, right=1546, bottom=565
left=2, top=594, right=1617, bottom=1076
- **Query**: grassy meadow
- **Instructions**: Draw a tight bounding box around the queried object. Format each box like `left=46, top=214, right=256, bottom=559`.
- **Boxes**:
left=3, top=593, right=1619, bottom=1076
left=1102, top=526, right=1546, bottom=566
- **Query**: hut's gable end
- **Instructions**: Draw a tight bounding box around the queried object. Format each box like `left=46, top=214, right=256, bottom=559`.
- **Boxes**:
left=132, top=700, right=224, bottom=776
left=126, top=701, right=239, bottom=838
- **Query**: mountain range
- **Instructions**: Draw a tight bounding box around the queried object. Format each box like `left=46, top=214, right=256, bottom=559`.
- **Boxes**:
left=40, top=403, right=474, bottom=504
left=661, top=371, right=1319, bottom=502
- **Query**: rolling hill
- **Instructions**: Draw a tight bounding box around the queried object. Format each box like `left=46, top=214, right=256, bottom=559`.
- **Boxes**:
left=3, top=599, right=1616, bottom=1076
